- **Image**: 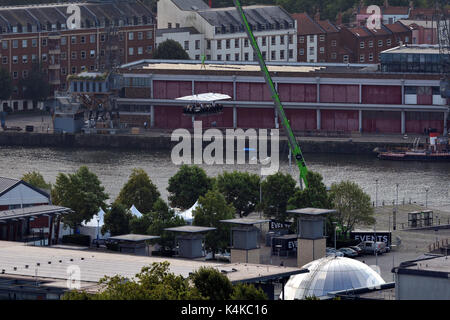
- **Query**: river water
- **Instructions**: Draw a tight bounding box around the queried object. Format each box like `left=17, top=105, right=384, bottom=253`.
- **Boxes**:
left=0, top=146, right=449, bottom=211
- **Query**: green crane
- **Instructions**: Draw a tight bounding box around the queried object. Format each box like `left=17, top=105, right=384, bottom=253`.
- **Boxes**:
left=233, top=0, right=308, bottom=188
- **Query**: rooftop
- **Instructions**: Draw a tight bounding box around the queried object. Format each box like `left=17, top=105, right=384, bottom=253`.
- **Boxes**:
left=382, top=44, right=441, bottom=55
left=287, top=208, right=337, bottom=216
left=171, top=0, right=210, bottom=11
left=220, top=218, right=271, bottom=225
left=393, top=254, right=450, bottom=278
left=164, top=226, right=217, bottom=233
left=156, top=27, right=200, bottom=36
left=292, top=13, right=324, bottom=35
left=0, top=205, right=73, bottom=222
left=108, top=234, right=161, bottom=242
left=0, top=241, right=306, bottom=286
left=0, top=177, right=19, bottom=195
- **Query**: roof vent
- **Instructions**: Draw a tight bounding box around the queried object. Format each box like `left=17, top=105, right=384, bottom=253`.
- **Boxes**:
left=191, top=6, right=199, bottom=11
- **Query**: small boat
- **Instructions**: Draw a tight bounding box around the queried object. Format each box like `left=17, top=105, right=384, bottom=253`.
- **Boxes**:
left=375, top=133, right=450, bottom=161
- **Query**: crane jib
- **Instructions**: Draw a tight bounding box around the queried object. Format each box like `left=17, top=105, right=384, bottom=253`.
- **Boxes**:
left=233, top=0, right=308, bottom=188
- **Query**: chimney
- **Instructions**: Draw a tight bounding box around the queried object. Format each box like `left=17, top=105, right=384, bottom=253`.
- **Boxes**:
left=209, top=0, right=212, bottom=8
left=409, top=1, right=414, bottom=10
left=337, top=12, right=343, bottom=26
left=314, top=9, right=320, bottom=22
left=384, top=0, right=389, bottom=8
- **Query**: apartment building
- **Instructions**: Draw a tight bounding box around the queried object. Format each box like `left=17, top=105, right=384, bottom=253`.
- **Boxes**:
left=156, top=27, right=205, bottom=60
left=355, top=0, right=410, bottom=27
left=157, top=0, right=297, bottom=62
left=0, top=0, right=155, bottom=111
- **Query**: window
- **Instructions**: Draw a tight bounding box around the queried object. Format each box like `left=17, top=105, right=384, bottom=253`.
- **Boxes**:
left=244, top=39, right=249, bottom=47
left=128, top=32, right=134, bottom=41
left=2, top=41, right=7, bottom=49
left=261, top=37, right=266, bottom=46
left=13, top=40, right=18, bottom=48
left=343, top=55, right=349, bottom=63
left=101, top=34, right=105, bottom=42
left=138, top=47, right=143, bottom=55
left=147, top=31, right=152, bottom=39
left=319, top=35, right=325, bottom=41
left=226, top=54, right=230, bottom=61
left=13, top=71, right=18, bottom=79
left=42, top=38, right=47, bottom=46
left=226, top=39, right=230, bottom=49
left=235, top=39, right=239, bottom=48
left=100, top=49, right=105, bottom=57
left=2, top=56, right=7, bottom=64
left=90, top=50, right=95, bottom=58
left=22, top=70, right=28, bottom=78
left=176, top=23, right=180, bottom=28
left=90, top=35, right=95, bottom=43
left=129, top=47, right=134, bottom=55
left=280, top=50, right=285, bottom=60
left=319, top=47, right=324, bottom=54
left=184, top=41, right=189, bottom=50
left=360, top=54, right=365, bottom=62
left=235, top=53, right=239, bottom=61
left=207, top=40, right=211, bottom=50
left=309, top=47, right=314, bottom=55
left=217, top=40, right=222, bottom=50
left=271, top=50, right=276, bottom=60
left=195, top=40, right=200, bottom=50
left=378, top=40, right=383, bottom=47
left=405, top=36, right=409, bottom=43
left=217, top=54, right=222, bottom=61
left=195, top=55, right=200, bottom=60
left=387, top=39, right=391, bottom=46
left=81, top=51, right=86, bottom=59
left=309, top=36, right=314, bottom=43
left=138, top=32, right=143, bottom=40
left=168, top=23, right=172, bottom=29
left=289, top=35, right=293, bottom=44
left=71, top=66, right=77, bottom=74
left=22, top=40, right=27, bottom=48
left=299, top=48, right=304, bottom=55
left=331, top=52, right=337, bottom=59
left=244, top=52, right=249, bottom=61
left=280, top=36, right=285, bottom=45
left=331, top=40, right=336, bottom=47
left=299, top=36, right=304, bottom=43
left=120, top=48, right=124, bottom=56
left=369, top=40, right=373, bottom=48
left=71, top=36, right=76, bottom=44
left=206, top=54, right=211, bottom=60
left=61, top=52, right=66, bottom=60
left=147, top=45, right=153, bottom=52
left=119, top=33, right=124, bottom=41
left=369, top=53, right=373, bottom=61
left=360, top=41, right=364, bottom=48
left=22, top=55, right=28, bottom=64
left=90, top=65, right=95, bottom=71
left=61, top=37, right=67, bottom=46
left=12, top=56, right=18, bottom=64
left=289, top=49, right=293, bottom=59
left=271, top=36, right=276, bottom=45
left=61, top=67, right=67, bottom=75
left=81, top=36, right=86, bottom=44
left=72, top=51, right=77, bottom=60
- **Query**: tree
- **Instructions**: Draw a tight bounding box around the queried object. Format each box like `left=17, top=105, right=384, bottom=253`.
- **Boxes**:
left=190, top=267, right=233, bottom=300
left=116, top=168, right=161, bottom=214
left=230, top=283, right=268, bottom=300
left=147, top=198, right=186, bottom=250
left=62, top=262, right=203, bottom=300
left=20, top=63, right=51, bottom=109
left=216, top=171, right=260, bottom=217
left=193, top=190, right=234, bottom=257
left=288, top=171, right=331, bottom=210
left=167, top=165, right=214, bottom=210
left=152, top=39, right=190, bottom=60
left=261, top=172, right=297, bottom=221
left=0, top=68, right=12, bottom=102
left=329, top=181, right=375, bottom=236
left=102, top=203, right=133, bottom=236
left=21, top=171, right=52, bottom=191
left=51, top=166, right=109, bottom=230
left=129, top=214, right=152, bottom=235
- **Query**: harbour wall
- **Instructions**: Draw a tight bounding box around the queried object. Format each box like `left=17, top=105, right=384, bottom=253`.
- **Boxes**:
left=0, top=131, right=412, bottom=155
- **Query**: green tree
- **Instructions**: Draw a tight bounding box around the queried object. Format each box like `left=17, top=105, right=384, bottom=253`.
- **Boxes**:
left=167, top=165, right=214, bottom=210
left=116, top=168, right=161, bottom=214
left=193, top=190, right=234, bottom=257
left=147, top=198, right=186, bottom=250
left=21, top=171, right=52, bottom=191
left=190, top=267, right=234, bottom=300
left=231, top=283, right=268, bottom=300
left=20, top=63, right=51, bottom=109
left=288, top=171, right=331, bottom=210
left=216, top=171, right=260, bottom=217
left=261, top=172, right=297, bottom=221
left=0, top=68, right=12, bottom=102
left=102, top=203, right=132, bottom=236
left=129, top=214, right=152, bottom=235
left=152, top=39, right=190, bottom=60
left=62, top=262, right=203, bottom=300
left=329, top=180, right=375, bottom=236
left=51, top=166, right=108, bottom=230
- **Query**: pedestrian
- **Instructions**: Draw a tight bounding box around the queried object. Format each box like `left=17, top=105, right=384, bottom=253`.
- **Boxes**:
left=144, top=121, right=148, bottom=130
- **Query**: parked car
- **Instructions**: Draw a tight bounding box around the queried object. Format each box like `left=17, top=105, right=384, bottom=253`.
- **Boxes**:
left=357, top=241, right=388, bottom=255
left=338, top=247, right=358, bottom=258
left=349, top=246, right=363, bottom=256
left=326, top=247, right=344, bottom=257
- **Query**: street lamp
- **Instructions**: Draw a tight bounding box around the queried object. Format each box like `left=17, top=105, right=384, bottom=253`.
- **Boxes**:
left=425, top=187, right=429, bottom=208
left=333, top=222, right=337, bottom=250
left=253, top=156, right=271, bottom=219
left=97, top=216, right=100, bottom=241
left=375, top=179, right=379, bottom=207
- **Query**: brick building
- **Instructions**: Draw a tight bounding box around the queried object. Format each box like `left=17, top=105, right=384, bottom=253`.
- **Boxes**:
left=0, top=0, right=155, bottom=111
left=339, top=22, right=412, bottom=63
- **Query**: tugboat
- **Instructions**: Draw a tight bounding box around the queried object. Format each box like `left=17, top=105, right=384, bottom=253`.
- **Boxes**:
left=375, top=132, right=450, bottom=161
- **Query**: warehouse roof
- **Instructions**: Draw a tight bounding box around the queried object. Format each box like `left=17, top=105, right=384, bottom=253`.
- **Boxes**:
left=392, top=254, right=450, bottom=279
left=220, top=218, right=271, bottom=225
left=0, top=241, right=306, bottom=285
left=0, top=205, right=73, bottom=222
left=171, top=0, right=210, bottom=11
left=165, top=226, right=216, bottom=233
left=0, top=177, right=50, bottom=199
left=382, top=44, right=440, bottom=55
left=108, top=234, right=161, bottom=242
left=156, top=27, right=201, bottom=36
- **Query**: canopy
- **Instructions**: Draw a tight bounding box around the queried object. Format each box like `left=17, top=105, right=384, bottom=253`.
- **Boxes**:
left=175, top=201, right=200, bottom=224
left=130, top=205, right=142, bottom=218
left=83, top=208, right=105, bottom=227
left=176, top=93, right=231, bottom=102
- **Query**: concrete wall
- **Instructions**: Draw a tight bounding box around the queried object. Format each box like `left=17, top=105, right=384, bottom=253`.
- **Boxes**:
left=231, top=248, right=261, bottom=264
left=297, top=238, right=326, bottom=268
left=395, top=273, right=450, bottom=300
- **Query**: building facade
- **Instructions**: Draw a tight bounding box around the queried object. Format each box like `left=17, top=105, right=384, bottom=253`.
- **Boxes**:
left=0, top=0, right=155, bottom=111
left=157, top=0, right=297, bottom=62
left=156, top=27, right=205, bottom=60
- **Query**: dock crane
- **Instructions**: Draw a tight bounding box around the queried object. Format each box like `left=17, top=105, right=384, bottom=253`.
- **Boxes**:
left=232, top=0, right=309, bottom=188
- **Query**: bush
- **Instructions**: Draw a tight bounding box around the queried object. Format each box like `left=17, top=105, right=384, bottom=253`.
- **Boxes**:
left=105, top=242, right=119, bottom=252
left=62, top=234, right=91, bottom=247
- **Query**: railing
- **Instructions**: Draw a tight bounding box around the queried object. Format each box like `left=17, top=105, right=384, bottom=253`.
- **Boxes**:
left=428, top=238, right=449, bottom=252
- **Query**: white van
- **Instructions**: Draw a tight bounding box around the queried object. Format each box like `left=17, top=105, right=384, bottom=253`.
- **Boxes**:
left=358, top=241, right=387, bottom=254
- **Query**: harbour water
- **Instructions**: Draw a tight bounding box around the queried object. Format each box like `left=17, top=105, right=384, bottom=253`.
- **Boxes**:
left=0, top=146, right=449, bottom=211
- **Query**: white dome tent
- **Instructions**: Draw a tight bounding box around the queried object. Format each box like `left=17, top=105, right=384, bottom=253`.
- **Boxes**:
left=282, top=256, right=386, bottom=300
left=174, top=200, right=199, bottom=224
left=79, top=208, right=110, bottom=240
left=130, top=204, right=143, bottom=218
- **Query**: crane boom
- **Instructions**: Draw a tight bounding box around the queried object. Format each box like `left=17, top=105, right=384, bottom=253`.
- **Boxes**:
left=232, top=0, right=308, bottom=188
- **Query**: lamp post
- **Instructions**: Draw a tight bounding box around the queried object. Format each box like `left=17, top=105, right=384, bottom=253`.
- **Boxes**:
left=425, top=187, right=429, bottom=208
left=375, top=179, right=379, bottom=207
left=97, top=217, right=100, bottom=241
left=333, top=222, right=337, bottom=250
